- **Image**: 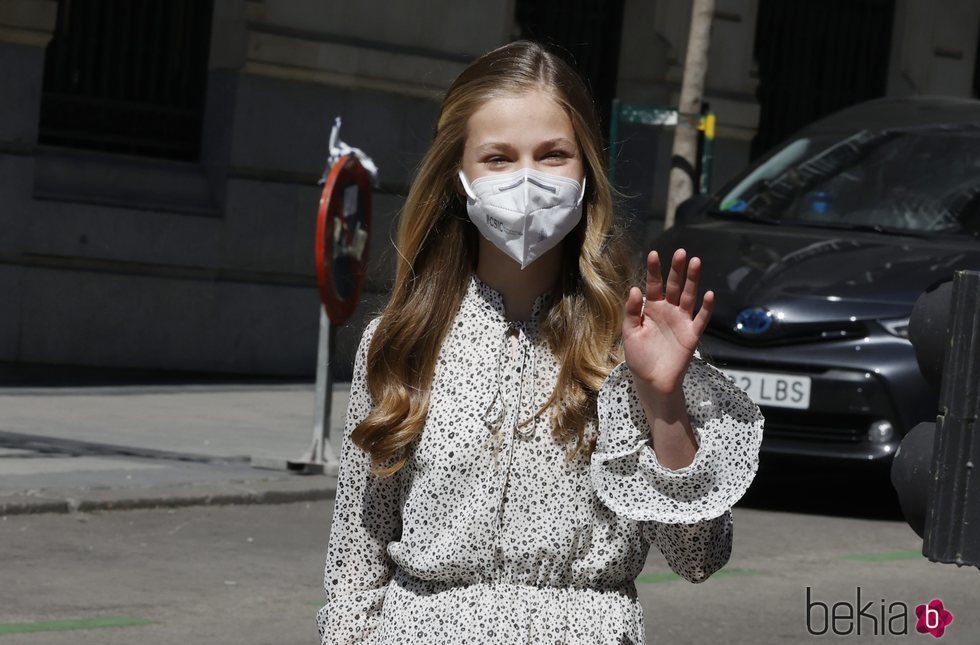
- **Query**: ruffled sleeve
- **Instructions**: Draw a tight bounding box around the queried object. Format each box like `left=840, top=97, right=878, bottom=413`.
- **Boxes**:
left=590, top=355, right=764, bottom=525
left=316, top=317, right=403, bottom=644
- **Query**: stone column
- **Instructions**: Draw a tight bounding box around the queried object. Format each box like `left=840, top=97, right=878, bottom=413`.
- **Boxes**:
left=0, top=0, right=57, bottom=152
left=887, top=0, right=980, bottom=97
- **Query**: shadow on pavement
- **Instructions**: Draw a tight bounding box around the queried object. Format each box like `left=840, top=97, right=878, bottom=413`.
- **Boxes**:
left=737, top=455, right=905, bottom=522
left=0, top=362, right=313, bottom=388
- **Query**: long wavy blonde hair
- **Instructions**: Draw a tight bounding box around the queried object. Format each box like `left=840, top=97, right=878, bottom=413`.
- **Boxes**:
left=354, top=40, right=637, bottom=477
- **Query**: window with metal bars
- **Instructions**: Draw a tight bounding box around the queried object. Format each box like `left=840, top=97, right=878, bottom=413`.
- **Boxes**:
left=38, top=0, right=214, bottom=161
left=514, top=0, right=625, bottom=138
left=974, top=12, right=980, bottom=99
left=751, top=0, right=895, bottom=160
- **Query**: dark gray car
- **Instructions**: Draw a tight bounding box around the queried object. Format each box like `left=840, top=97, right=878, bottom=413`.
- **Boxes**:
left=654, top=97, right=980, bottom=465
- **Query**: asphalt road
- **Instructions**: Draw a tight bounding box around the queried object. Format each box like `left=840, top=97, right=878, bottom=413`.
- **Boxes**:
left=1, top=466, right=977, bottom=645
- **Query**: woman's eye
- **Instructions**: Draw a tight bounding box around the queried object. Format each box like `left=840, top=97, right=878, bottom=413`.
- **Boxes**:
left=485, top=157, right=509, bottom=166
left=544, top=150, right=570, bottom=161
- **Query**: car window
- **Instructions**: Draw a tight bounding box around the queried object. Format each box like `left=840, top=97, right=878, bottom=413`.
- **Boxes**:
left=719, top=134, right=840, bottom=212
left=717, top=126, right=980, bottom=236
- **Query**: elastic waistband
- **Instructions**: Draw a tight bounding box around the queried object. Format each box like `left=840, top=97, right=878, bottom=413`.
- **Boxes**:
left=391, top=566, right=637, bottom=600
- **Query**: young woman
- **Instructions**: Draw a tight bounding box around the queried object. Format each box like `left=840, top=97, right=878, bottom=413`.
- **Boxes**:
left=317, top=40, right=764, bottom=644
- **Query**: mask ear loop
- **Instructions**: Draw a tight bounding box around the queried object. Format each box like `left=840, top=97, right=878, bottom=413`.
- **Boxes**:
left=458, top=170, right=479, bottom=203
left=575, top=174, right=588, bottom=206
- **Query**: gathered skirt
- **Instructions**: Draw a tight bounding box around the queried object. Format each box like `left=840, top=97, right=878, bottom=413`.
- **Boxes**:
left=371, top=567, right=646, bottom=644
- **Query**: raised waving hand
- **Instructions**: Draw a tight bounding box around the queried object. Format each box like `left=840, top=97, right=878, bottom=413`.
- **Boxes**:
left=623, top=249, right=714, bottom=396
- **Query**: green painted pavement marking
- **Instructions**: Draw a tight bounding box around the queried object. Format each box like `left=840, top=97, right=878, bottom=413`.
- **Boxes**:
left=637, top=567, right=766, bottom=584
left=841, top=549, right=922, bottom=562
left=0, top=617, right=155, bottom=635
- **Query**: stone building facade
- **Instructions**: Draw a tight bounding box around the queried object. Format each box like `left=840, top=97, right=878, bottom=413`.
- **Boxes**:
left=1, top=0, right=977, bottom=378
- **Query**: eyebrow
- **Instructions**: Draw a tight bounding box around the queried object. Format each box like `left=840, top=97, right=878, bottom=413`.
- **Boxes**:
left=474, top=142, right=514, bottom=153
left=474, top=138, right=577, bottom=152
left=538, top=137, right=576, bottom=149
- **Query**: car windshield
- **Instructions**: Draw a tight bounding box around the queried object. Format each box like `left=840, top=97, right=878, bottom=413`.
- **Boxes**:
left=716, top=125, right=980, bottom=236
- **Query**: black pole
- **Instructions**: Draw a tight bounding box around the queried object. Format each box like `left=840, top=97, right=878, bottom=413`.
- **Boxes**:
left=923, top=270, right=980, bottom=568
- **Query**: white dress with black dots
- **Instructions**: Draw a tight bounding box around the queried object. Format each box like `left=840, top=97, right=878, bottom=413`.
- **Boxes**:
left=317, top=274, right=764, bottom=644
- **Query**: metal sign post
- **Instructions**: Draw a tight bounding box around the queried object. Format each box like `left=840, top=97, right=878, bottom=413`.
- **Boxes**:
left=252, top=118, right=375, bottom=476
left=286, top=306, right=337, bottom=474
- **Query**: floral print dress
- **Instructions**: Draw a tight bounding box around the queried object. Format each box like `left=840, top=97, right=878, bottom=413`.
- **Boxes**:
left=317, top=274, right=764, bottom=644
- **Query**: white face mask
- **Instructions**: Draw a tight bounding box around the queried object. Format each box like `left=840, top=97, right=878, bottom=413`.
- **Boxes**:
left=459, top=167, right=587, bottom=270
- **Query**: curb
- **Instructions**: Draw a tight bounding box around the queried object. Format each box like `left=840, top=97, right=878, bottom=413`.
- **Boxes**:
left=0, top=476, right=339, bottom=516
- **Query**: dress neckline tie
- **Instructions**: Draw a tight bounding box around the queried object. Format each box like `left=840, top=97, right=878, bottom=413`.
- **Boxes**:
left=483, top=321, right=538, bottom=440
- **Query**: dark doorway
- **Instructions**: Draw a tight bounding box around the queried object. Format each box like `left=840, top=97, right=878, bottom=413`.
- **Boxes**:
left=514, top=0, right=625, bottom=138
left=752, top=0, right=895, bottom=160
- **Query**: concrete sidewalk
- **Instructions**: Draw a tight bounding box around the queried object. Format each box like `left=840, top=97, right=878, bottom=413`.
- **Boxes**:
left=0, top=381, right=351, bottom=515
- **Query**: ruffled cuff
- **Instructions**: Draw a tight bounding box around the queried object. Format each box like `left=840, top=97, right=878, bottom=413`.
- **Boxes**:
left=590, top=357, right=764, bottom=524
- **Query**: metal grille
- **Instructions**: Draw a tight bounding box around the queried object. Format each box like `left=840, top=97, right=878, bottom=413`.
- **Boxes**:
left=514, top=0, right=625, bottom=136
left=38, top=0, right=214, bottom=161
left=751, top=0, right=895, bottom=160
left=705, top=322, right=870, bottom=348
left=763, top=409, right=867, bottom=444
left=974, top=11, right=980, bottom=98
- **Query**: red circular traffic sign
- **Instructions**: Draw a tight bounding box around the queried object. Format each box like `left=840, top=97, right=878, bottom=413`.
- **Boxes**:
left=315, top=155, right=371, bottom=326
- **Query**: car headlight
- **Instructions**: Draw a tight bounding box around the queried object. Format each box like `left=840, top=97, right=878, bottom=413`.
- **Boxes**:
left=880, top=317, right=910, bottom=339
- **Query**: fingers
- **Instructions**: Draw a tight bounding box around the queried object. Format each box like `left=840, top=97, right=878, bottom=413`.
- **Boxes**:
left=644, top=251, right=663, bottom=302
left=679, top=256, right=700, bottom=314
left=641, top=248, right=712, bottom=327
left=693, top=290, right=715, bottom=337
left=664, top=248, right=686, bottom=306
left=624, top=286, right=644, bottom=329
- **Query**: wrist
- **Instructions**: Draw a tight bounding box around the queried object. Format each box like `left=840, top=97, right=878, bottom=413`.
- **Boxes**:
left=631, top=372, right=687, bottom=421
left=632, top=375, right=697, bottom=469
left=630, top=369, right=682, bottom=401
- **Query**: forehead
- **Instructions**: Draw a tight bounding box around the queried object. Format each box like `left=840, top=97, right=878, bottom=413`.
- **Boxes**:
left=465, top=89, right=577, bottom=146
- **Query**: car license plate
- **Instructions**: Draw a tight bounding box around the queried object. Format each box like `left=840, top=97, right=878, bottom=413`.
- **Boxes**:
left=720, top=369, right=812, bottom=409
